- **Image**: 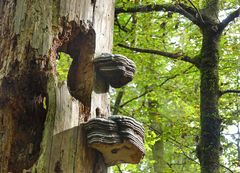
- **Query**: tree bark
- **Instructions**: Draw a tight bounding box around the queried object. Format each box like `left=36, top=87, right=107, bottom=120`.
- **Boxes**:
left=152, top=129, right=165, bottom=173
left=195, top=1, right=222, bottom=172
left=0, top=0, right=114, bottom=172
left=147, top=99, right=165, bottom=173
left=198, top=26, right=221, bottom=173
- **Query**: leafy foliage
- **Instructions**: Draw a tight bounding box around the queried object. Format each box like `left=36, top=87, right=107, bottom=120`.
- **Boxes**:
left=111, top=0, right=240, bottom=172
left=56, top=52, right=72, bottom=82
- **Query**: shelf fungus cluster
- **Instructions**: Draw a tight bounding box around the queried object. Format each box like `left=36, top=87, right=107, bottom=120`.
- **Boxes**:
left=93, top=53, right=136, bottom=88
left=84, top=115, right=145, bottom=166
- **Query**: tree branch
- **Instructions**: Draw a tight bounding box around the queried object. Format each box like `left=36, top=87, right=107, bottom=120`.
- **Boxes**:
left=148, top=125, right=234, bottom=173
left=113, top=89, right=124, bottom=115
left=219, top=89, right=240, bottom=97
left=117, top=165, right=123, bottom=173
left=186, top=0, right=204, bottom=23
left=119, top=66, right=194, bottom=108
left=120, top=88, right=152, bottom=108
left=115, top=3, right=200, bottom=26
left=220, top=164, right=234, bottom=173
left=118, top=43, right=196, bottom=65
left=218, top=7, right=240, bottom=32
left=114, top=16, right=129, bottom=33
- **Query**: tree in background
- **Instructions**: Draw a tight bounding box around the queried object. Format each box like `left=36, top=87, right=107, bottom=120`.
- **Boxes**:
left=113, top=0, right=240, bottom=173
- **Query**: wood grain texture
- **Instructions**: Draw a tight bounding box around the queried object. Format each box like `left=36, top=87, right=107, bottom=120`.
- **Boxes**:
left=91, top=0, right=115, bottom=119
left=0, top=0, right=115, bottom=172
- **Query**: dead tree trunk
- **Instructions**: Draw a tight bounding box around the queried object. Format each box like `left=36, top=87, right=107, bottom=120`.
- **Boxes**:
left=0, top=0, right=114, bottom=172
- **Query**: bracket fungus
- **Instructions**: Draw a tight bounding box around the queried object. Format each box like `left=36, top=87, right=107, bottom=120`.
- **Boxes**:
left=84, top=115, right=145, bottom=166
left=93, top=53, right=136, bottom=88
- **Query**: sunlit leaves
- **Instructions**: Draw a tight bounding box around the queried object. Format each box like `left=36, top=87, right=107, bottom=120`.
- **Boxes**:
left=112, top=0, right=240, bottom=172
left=56, top=52, right=72, bottom=82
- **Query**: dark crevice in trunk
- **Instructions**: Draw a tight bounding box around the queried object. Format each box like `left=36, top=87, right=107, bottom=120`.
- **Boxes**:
left=93, top=151, right=108, bottom=173
left=0, top=45, right=49, bottom=172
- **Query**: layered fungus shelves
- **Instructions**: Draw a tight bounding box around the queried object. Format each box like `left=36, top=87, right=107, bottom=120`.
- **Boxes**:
left=93, top=53, right=136, bottom=88
left=84, top=115, right=145, bottom=166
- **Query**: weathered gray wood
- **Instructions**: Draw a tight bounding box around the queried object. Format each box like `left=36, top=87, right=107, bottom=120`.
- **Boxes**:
left=0, top=0, right=115, bottom=172
left=91, top=0, right=115, bottom=119
left=54, top=82, right=79, bottom=135
left=41, top=0, right=115, bottom=172
left=42, top=82, right=94, bottom=173
left=48, top=82, right=80, bottom=173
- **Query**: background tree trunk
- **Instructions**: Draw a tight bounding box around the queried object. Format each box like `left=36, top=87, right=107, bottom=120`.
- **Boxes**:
left=198, top=29, right=221, bottom=173
left=198, top=1, right=221, bottom=172
left=0, top=0, right=114, bottom=172
left=152, top=127, right=165, bottom=173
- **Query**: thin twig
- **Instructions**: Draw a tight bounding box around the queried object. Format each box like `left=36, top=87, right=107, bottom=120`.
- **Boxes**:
left=113, top=89, right=124, bottom=114
left=115, top=3, right=200, bottom=26
left=120, top=66, right=194, bottom=108
left=117, top=165, right=123, bottom=173
left=219, top=90, right=240, bottom=97
left=120, top=88, right=152, bottom=108
left=220, top=164, right=234, bottom=173
left=115, top=16, right=129, bottom=33
left=148, top=125, right=234, bottom=173
left=118, top=43, right=196, bottom=65
left=186, top=0, right=204, bottom=24
left=218, top=7, right=240, bottom=32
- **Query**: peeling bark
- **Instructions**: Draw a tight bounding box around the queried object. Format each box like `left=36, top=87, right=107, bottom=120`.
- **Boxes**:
left=0, top=0, right=114, bottom=172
